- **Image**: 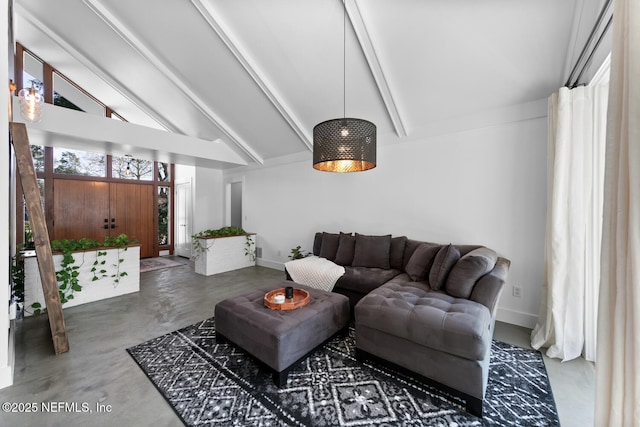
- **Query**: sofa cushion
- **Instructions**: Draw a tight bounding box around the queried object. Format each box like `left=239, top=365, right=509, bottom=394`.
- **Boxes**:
left=351, top=233, right=392, bottom=269
left=319, top=232, right=342, bottom=261
left=404, top=243, right=441, bottom=281
left=389, top=236, right=408, bottom=270
left=312, top=232, right=323, bottom=256
left=334, top=266, right=402, bottom=294
left=402, top=239, right=424, bottom=270
left=429, top=244, right=461, bottom=290
left=446, top=247, right=497, bottom=299
left=355, top=282, right=493, bottom=361
left=334, top=233, right=356, bottom=266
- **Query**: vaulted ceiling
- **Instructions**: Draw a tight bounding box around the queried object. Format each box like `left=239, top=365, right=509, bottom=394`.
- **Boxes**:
left=14, top=0, right=607, bottom=167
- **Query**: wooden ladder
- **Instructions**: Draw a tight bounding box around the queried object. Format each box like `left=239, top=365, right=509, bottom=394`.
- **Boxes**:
left=10, top=122, right=69, bottom=355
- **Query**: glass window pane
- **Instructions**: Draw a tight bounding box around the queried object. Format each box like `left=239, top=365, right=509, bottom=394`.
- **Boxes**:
left=158, top=162, right=170, bottom=182
left=23, top=51, right=43, bottom=92
left=53, top=73, right=105, bottom=116
left=112, top=156, right=153, bottom=181
left=53, top=148, right=106, bottom=177
left=30, top=145, right=45, bottom=173
left=158, top=186, right=170, bottom=246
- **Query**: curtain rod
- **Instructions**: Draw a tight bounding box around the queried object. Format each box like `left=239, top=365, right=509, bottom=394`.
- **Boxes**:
left=565, top=0, right=613, bottom=89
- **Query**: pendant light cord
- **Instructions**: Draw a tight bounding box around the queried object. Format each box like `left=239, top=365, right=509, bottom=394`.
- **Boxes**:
left=343, top=0, right=346, bottom=119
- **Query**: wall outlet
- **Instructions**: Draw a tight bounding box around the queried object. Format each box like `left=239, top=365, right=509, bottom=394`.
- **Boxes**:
left=256, top=247, right=263, bottom=258
left=512, top=286, right=522, bottom=298
left=277, top=250, right=281, bottom=257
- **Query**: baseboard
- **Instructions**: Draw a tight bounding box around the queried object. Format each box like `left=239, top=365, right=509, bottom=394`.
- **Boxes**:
left=496, top=307, right=538, bottom=329
left=256, top=258, right=285, bottom=271
left=0, top=321, right=15, bottom=389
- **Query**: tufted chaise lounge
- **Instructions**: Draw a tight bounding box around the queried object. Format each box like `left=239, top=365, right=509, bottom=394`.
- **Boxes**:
left=355, top=256, right=510, bottom=417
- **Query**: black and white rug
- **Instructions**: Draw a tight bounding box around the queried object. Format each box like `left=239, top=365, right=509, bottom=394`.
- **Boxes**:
left=127, top=318, right=559, bottom=426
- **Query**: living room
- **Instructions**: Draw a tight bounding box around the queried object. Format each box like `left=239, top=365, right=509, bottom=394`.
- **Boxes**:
left=1, top=0, right=638, bottom=426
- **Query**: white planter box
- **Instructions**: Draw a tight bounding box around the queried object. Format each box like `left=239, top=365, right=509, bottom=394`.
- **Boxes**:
left=24, top=245, right=140, bottom=316
left=194, top=234, right=255, bottom=276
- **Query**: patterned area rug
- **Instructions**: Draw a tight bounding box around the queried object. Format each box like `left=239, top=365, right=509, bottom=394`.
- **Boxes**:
left=127, top=318, right=559, bottom=426
left=140, top=257, right=187, bottom=273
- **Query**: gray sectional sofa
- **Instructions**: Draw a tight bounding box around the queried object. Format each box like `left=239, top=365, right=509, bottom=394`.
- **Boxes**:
left=292, top=231, right=511, bottom=417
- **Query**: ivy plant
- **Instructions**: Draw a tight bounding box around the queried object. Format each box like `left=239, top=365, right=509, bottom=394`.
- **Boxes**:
left=192, top=226, right=254, bottom=260
left=31, top=234, right=135, bottom=315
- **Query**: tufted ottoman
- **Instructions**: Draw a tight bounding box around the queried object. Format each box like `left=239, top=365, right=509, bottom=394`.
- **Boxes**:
left=215, top=282, right=350, bottom=387
left=355, top=280, right=495, bottom=417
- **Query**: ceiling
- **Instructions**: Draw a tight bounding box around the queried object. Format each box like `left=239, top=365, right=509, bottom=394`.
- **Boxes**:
left=13, top=0, right=608, bottom=168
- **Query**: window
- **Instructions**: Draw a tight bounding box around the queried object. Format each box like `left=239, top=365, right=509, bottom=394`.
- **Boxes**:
left=112, top=155, right=153, bottom=181
left=53, top=72, right=104, bottom=116
left=22, top=51, right=44, bottom=98
left=158, top=187, right=170, bottom=246
left=158, top=162, right=170, bottom=182
left=53, top=148, right=106, bottom=177
left=30, top=145, right=45, bottom=174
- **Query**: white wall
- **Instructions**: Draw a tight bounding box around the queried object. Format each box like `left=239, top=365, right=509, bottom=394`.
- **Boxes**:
left=175, top=164, right=224, bottom=237
left=1, top=0, right=15, bottom=389
left=225, top=116, right=548, bottom=328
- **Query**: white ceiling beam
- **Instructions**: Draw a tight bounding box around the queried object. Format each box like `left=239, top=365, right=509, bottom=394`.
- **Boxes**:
left=346, top=0, right=408, bottom=138
left=82, top=0, right=264, bottom=165
left=15, top=4, right=177, bottom=134
left=189, top=0, right=313, bottom=151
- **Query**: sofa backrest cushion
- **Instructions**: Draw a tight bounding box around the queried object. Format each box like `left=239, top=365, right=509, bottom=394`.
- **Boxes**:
left=334, top=233, right=356, bottom=266
left=446, top=247, right=497, bottom=298
left=319, top=232, right=342, bottom=261
left=429, top=244, right=461, bottom=290
left=405, top=242, right=441, bottom=281
left=389, top=236, right=408, bottom=270
left=313, top=232, right=323, bottom=256
left=403, top=239, right=425, bottom=270
left=351, top=233, right=392, bottom=269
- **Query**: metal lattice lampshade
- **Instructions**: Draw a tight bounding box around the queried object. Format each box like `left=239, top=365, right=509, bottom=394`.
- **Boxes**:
left=313, top=118, right=376, bottom=172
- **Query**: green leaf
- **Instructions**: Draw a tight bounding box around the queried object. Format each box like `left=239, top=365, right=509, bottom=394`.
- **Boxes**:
left=71, top=284, right=82, bottom=292
left=31, top=302, right=41, bottom=309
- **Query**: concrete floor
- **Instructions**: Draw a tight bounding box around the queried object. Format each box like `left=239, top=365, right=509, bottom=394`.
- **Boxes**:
left=0, top=262, right=595, bottom=426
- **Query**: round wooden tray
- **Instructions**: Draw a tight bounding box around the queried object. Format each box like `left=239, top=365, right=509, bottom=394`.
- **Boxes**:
left=264, top=288, right=310, bottom=311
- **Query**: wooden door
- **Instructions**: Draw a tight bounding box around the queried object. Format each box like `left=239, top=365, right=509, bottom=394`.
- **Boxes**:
left=53, top=180, right=109, bottom=242
left=110, top=183, right=155, bottom=258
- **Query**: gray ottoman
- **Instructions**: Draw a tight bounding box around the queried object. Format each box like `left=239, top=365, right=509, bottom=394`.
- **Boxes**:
left=214, top=282, right=350, bottom=386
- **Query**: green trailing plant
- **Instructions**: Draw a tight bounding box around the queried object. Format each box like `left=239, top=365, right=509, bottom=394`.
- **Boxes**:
left=192, top=226, right=254, bottom=259
left=244, top=235, right=256, bottom=261
left=31, top=234, right=134, bottom=315
left=289, top=245, right=311, bottom=260
left=10, top=246, right=25, bottom=305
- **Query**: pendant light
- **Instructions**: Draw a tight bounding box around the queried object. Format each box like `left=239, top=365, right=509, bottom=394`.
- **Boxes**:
left=313, top=1, right=376, bottom=172
left=18, top=84, right=43, bottom=123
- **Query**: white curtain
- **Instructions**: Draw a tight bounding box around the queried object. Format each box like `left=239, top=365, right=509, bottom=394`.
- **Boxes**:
left=595, top=0, right=640, bottom=424
left=531, top=80, right=608, bottom=362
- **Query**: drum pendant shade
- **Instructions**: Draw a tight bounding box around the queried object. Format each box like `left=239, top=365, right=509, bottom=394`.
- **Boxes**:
left=313, top=118, right=376, bottom=172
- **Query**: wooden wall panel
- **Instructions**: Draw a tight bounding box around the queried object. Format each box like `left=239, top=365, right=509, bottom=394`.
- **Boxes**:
left=53, top=180, right=109, bottom=242
left=110, top=183, right=155, bottom=258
